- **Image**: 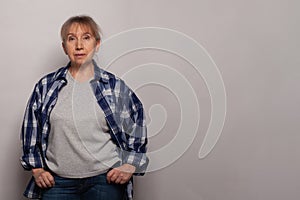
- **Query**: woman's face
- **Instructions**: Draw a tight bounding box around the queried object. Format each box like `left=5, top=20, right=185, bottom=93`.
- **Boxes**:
left=63, top=23, right=100, bottom=67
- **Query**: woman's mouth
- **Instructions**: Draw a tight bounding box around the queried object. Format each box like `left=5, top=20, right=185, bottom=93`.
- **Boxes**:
left=74, top=53, right=86, bottom=58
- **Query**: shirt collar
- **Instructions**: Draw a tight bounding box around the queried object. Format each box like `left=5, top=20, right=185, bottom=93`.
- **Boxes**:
left=52, top=62, right=69, bottom=83
left=92, top=60, right=109, bottom=83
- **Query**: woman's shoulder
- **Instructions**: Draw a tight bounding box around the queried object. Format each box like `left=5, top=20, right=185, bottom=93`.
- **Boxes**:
left=96, top=66, right=143, bottom=105
left=35, top=65, right=68, bottom=88
left=95, top=66, right=127, bottom=87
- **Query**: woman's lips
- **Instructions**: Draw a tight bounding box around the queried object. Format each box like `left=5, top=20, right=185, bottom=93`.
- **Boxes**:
left=74, top=53, right=86, bottom=58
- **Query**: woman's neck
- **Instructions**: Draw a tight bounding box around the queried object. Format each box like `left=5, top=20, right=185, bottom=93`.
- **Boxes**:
left=69, top=62, right=94, bottom=82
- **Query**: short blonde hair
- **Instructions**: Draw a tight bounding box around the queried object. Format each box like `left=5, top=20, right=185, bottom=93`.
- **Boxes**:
left=60, top=15, right=101, bottom=43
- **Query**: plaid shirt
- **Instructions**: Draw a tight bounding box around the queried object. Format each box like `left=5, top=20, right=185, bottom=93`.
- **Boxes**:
left=20, top=61, right=148, bottom=199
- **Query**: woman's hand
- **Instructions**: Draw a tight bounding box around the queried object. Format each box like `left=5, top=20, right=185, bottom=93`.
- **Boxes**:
left=107, top=164, right=136, bottom=184
left=32, top=168, right=55, bottom=188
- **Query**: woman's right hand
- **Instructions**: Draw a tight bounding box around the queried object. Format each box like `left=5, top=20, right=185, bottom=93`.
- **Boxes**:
left=32, top=168, right=55, bottom=188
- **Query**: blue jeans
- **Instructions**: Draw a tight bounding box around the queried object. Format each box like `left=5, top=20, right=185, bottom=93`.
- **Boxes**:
left=42, top=173, right=125, bottom=200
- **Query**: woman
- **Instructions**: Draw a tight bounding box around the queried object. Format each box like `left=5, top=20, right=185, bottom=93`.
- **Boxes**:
left=20, top=15, right=148, bottom=200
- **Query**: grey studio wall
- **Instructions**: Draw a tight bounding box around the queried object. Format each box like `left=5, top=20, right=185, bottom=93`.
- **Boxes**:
left=1, top=0, right=299, bottom=200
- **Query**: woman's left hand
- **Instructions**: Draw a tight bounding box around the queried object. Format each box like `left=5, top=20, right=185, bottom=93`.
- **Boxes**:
left=107, top=164, right=136, bottom=184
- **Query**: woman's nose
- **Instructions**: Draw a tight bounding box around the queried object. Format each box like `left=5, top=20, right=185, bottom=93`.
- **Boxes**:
left=76, top=39, right=83, bottom=50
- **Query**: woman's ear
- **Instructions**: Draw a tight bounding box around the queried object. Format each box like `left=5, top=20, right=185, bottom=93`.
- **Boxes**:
left=96, top=40, right=101, bottom=52
left=62, top=42, right=68, bottom=55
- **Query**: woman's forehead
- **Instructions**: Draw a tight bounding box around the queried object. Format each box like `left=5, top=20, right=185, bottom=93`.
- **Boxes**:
left=67, top=23, right=93, bottom=34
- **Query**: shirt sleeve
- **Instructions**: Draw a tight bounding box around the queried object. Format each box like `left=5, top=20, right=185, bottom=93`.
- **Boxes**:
left=20, top=84, right=44, bottom=170
left=120, top=89, right=149, bottom=175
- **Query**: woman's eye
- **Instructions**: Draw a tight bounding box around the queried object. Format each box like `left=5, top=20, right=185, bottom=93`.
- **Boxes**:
left=68, top=37, right=75, bottom=41
left=83, top=35, right=91, bottom=40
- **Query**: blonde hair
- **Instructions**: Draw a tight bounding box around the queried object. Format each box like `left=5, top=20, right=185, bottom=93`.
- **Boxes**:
left=60, top=15, right=101, bottom=43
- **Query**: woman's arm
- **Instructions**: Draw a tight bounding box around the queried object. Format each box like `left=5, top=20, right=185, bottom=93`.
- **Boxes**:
left=20, top=84, right=44, bottom=170
left=119, top=90, right=149, bottom=175
left=21, top=84, right=55, bottom=188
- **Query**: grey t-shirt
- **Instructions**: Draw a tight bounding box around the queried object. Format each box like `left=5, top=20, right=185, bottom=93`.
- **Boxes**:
left=46, top=71, right=120, bottom=178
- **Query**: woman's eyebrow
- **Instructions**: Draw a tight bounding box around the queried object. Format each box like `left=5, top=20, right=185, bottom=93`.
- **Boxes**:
left=67, top=33, right=76, bottom=36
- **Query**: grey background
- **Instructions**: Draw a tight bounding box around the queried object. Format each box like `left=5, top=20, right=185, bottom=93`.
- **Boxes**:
left=1, top=0, right=299, bottom=199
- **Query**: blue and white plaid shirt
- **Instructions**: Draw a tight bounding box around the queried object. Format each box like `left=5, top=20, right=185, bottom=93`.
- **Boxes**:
left=20, top=61, right=148, bottom=199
